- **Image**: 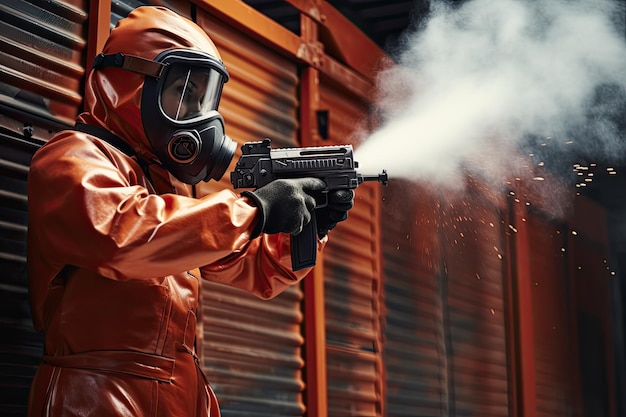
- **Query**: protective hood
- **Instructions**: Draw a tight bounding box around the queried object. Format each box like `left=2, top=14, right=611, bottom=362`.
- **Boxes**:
left=77, top=6, right=224, bottom=165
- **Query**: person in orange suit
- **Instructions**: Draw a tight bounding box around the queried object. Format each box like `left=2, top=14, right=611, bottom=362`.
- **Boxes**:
left=26, top=6, right=353, bottom=416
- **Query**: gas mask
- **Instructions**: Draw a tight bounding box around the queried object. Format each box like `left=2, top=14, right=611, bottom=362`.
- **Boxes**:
left=93, top=48, right=236, bottom=185
left=141, top=49, right=236, bottom=184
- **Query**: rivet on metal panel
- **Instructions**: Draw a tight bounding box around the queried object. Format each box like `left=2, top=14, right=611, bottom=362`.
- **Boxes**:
left=297, top=41, right=325, bottom=68
left=297, top=43, right=306, bottom=60
left=308, top=0, right=326, bottom=23
left=23, top=124, right=34, bottom=139
left=307, top=6, right=326, bottom=23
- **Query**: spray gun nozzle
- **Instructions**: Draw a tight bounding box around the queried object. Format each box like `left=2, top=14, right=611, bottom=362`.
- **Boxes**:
left=361, top=170, right=389, bottom=186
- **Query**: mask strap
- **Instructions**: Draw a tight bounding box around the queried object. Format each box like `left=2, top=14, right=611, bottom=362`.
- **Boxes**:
left=93, top=53, right=165, bottom=78
left=73, top=123, right=155, bottom=186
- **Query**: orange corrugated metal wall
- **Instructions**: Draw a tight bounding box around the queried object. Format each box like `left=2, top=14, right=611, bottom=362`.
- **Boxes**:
left=380, top=172, right=616, bottom=417
left=381, top=179, right=512, bottom=416
left=0, top=1, right=619, bottom=417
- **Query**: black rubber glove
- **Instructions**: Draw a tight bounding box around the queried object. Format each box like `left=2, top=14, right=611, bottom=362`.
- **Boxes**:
left=242, top=178, right=326, bottom=237
left=316, top=188, right=354, bottom=238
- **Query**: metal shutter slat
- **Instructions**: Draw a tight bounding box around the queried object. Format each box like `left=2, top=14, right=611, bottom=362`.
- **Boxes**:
left=0, top=0, right=86, bottom=126
left=0, top=130, right=43, bottom=416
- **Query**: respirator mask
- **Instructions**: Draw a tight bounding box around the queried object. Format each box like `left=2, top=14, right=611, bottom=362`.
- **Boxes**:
left=93, top=48, right=236, bottom=184
left=141, top=49, right=236, bottom=184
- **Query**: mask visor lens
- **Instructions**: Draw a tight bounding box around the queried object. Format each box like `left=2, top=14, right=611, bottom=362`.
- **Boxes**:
left=160, top=65, right=224, bottom=122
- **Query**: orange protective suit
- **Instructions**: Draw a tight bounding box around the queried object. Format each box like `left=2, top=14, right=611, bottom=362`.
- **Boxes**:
left=26, top=6, right=323, bottom=416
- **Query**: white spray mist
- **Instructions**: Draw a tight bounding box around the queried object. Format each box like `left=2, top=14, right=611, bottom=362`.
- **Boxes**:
left=355, top=0, right=626, bottom=191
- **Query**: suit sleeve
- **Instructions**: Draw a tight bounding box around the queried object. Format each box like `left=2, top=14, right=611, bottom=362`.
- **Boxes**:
left=27, top=132, right=322, bottom=289
left=200, top=231, right=327, bottom=299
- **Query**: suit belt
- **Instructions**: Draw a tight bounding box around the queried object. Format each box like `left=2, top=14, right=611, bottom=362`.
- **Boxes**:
left=42, top=350, right=176, bottom=382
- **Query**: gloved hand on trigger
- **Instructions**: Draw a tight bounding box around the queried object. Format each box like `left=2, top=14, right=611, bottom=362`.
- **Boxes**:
left=242, top=178, right=326, bottom=237
left=316, top=188, right=354, bottom=238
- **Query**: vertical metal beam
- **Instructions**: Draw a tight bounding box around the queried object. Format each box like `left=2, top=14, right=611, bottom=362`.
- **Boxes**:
left=503, top=200, right=519, bottom=417
left=300, top=65, right=322, bottom=148
left=300, top=13, right=328, bottom=417
left=85, top=0, right=111, bottom=111
left=371, top=186, right=385, bottom=417
left=302, top=254, right=328, bottom=417
left=565, top=228, right=584, bottom=417
left=299, top=13, right=322, bottom=148
left=509, top=200, right=537, bottom=417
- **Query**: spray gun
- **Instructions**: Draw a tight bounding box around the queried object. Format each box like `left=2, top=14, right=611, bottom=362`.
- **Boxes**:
left=230, top=138, right=388, bottom=270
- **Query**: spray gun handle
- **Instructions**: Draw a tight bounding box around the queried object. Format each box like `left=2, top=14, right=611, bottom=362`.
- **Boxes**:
left=290, top=214, right=318, bottom=270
